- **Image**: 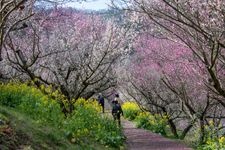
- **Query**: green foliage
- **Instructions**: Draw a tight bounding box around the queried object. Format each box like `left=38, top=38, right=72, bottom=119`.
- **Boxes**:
left=0, top=113, right=9, bottom=125
left=122, top=102, right=167, bottom=136
left=94, top=117, right=124, bottom=147
left=0, top=82, right=26, bottom=107
left=0, top=82, right=124, bottom=148
left=0, top=106, right=84, bottom=150
left=0, top=82, right=64, bottom=127
left=135, top=112, right=167, bottom=136
left=135, top=112, right=151, bottom=129
left=122, top=102, right=141, bottom=120
left=65, top=98, right=125, bottom=148
left=197, top=120, right=225, bottom=150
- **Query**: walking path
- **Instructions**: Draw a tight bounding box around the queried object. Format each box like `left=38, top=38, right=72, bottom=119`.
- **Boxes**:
left=122, top=120, right=192, bottom=150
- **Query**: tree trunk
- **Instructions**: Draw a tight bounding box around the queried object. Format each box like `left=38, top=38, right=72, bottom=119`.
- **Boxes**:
left=168, top=119, right=179, bottom=138
left=180, top=124, right=193, bottom=140
left=199, top=117, right=205, bottom=144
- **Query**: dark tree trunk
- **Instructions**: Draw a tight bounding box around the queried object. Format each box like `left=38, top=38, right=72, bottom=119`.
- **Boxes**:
left=199, top=116, right=205, bottom=144
left=180, top=124, right=193, bottom=140
left=168, top=119, right=179, bottom=138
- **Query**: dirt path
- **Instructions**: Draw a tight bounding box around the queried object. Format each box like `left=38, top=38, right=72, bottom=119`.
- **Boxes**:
left=122, top=120, right=192, bottom=150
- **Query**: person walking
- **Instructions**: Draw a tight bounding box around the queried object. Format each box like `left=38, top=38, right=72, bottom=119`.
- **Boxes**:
left=112, top=94, right=123, bottom=126
left=98, top=93, right=105, bottom=113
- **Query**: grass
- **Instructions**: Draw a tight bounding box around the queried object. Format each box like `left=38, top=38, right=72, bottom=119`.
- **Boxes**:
left=0, top=105, right=116, bottom=150
left=0, top=83, right=124, bottom=149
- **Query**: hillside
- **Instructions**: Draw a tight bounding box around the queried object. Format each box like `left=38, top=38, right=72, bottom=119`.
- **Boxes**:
left=0, top=83, right=124, bottom=150
left=0, top=105, right=113, bottom=150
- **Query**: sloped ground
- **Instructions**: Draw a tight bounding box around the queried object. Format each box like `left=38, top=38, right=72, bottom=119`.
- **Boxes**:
left=0, top=106, right=77, bottom=150
left=0, top=106, right=114, bottom=150
left=122, top=120, right=193, bottom=150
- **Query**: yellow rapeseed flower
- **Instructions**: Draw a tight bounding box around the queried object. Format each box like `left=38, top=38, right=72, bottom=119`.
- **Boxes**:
left=122, top=102, right=140, bottom=111
left=209, top=120, right=214, bottom=126
left=219, top=136, right=225, bottom=143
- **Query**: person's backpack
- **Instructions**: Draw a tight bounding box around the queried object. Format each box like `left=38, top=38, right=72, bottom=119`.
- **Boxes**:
left=99, top=97, right=104, bottom=104
left=98, top=96, right=104, bottom=105
left=112, top=103, right=121, bottom=114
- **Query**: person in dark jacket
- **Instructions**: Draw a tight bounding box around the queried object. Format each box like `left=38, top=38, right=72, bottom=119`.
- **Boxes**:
left=112, top=99, right=123, bottom=126
left=98, top=93, right=105, bottom=113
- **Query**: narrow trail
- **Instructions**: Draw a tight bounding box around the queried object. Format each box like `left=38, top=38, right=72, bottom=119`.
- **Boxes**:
left=122, top=120, right=193, bottom=150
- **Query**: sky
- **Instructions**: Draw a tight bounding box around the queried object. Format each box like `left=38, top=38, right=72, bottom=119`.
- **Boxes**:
left=64, top=0, right=112, bottom=10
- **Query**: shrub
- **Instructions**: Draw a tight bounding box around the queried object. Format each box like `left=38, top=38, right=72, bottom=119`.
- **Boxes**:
left=64, top=98, right=125, bottom=148
left=197, top=120, right=225, bottom=150
left=94, top=117, right=125, bottom=147
left=135, top=112, right=151, bottom=129
left=0, top=82, right=64, bottom=126
left=0, top=82, right=27, bottom=107
left=122, top=102, right=167, bottom=135
left=122, top=102, right=141, bottom=120
left=135, top=112, right=168, bottom=136
left=0, top=83, right=125, bottom=148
